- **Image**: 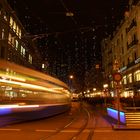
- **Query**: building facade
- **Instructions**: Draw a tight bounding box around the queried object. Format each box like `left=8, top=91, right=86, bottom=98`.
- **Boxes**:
left=0, top=0, right=42, bottom=70
left=102, top=0, right=140, bottom=97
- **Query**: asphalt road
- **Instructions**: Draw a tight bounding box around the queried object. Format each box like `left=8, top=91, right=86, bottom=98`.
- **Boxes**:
left=0, top=102, right=139, bottom=140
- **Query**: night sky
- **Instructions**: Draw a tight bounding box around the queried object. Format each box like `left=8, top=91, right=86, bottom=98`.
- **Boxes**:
left=7, top=0, right=128, bottom=43
left=7, top=0, right=129, bottom=91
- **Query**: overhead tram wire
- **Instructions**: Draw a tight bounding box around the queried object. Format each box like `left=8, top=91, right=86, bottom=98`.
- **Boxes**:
left=22, top=26, right=95, bottom=42
left=59, top=0, right=78, bottom=25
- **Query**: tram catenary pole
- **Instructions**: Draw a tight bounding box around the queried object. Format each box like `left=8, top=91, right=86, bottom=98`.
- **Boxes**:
left=112, top=60, right=122, bottom=126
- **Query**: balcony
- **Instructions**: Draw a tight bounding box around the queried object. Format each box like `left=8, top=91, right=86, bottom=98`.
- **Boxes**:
left=127, top=39, right=138, bottom=49
left=127, top=61, right=135, bottom=69
left=126, top=19, right=137, bottom=33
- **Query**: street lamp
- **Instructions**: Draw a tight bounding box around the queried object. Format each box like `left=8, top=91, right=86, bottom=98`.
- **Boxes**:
left=69, top=75, right=74, bottom=79
left=69, top=75, right=74, bottom=92
left=93, top=88, right=96, bottom=91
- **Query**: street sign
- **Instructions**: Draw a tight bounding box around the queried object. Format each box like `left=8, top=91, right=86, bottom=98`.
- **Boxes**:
left=112, top=72, right=122, bottom=82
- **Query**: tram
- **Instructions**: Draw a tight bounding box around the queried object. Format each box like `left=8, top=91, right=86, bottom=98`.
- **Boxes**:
left=0, top=60, right=71, bottom=116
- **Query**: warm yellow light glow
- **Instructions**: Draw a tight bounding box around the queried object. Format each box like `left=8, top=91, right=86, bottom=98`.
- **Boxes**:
left=66, top=12, right=74, bottom=17
left=0, top=79, right=61, bottom=93
left=0, top=104, right=39, bottom=109
left=93, top=88, right=96, bottom=91
left=0, top=74, right=26, bottom=82
left=103, top=84, right=108, bottom=88
left=87, top=90, right=90, bottom=93
left=69, top=75, right=74, bottom=79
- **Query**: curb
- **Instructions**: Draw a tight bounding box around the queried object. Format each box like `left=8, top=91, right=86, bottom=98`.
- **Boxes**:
left=112, top=124, right=140, bottom=130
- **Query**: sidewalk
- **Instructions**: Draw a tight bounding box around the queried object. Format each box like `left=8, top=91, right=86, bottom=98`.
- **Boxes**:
left=97, top=106, right=140, bottom=130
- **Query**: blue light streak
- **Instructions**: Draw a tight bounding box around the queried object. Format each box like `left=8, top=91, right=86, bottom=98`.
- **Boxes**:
left=0, top=108, right=12, bottom=115
left=107, top=107, right=126, bottom=124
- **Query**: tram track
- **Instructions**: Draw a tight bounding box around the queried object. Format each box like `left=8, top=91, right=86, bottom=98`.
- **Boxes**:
left=38, top=102, right=82, bottom=140
left=39, top=102, right=95, bottom=140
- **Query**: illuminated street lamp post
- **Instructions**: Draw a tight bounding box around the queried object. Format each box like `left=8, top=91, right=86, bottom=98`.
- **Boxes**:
left=112, top=72, right=122, bottom=126
left=69, top=75, right=74, bottom=92
left=112, top=59, right=122, bottom=126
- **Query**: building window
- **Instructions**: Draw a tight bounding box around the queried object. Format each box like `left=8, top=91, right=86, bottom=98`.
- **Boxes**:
left=117, top=39, right=120, bottom=46
left=29, top=54, right=32, bottom=64
left=19, top=29, right=21, bottom=39
left=127, top=73, right=132, bottom=83
left=8, top=33, right=12, bottom=43
left=133, top=33, right=137, bottom=41
left=15, top=40, right=19, bottom=50
left=2, top=28, right=4, bottom=39
left=13, top=21, right=16, bottom=32
left=123, top=76, right=127, bottom=84
left=42, top=64, right=45, bottom=69
left=11, top=36, right=15, bottom=45
left=10, top=16, right=13, bottom=27
left=16, top=26, right=19, bottom=36
left=134, top=70, right=140, bottom=81
left=23, top=48, right=25, bottom=56
left=134, top=52, right=137, bottom=60
left=128, top=58, right=130, bottom=64
left=20, top=46, right=25, bottom=57
left=3, top=11, right=8, bottom=21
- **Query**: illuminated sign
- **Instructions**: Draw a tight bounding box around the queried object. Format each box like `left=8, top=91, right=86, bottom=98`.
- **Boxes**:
left=107, top=108, right=126, bottom=124
left=112, top=72, right=122, bottom=82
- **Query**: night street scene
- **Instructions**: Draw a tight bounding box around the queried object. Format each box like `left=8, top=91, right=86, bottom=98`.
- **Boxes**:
left=1, top=0, right=140, bottom=139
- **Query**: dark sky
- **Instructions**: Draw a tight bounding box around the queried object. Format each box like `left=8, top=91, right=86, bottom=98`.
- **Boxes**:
left=7, top=0, right=129, bottom=69
left=7, top=0, right=129, bottom=90
left=8, top=0, right=129, bottom=40
left=7, top=0, right=129, bottom=65
left=7, top=0, right=129, bottom=68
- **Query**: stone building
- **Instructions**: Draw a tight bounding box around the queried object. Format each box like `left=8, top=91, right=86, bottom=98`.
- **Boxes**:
left=102, top=0, right=140, bottom=97
left=0, top=0, right=42, bottom=70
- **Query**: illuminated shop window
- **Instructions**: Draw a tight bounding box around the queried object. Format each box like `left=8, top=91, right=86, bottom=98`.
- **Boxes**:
left=127, top=73, right=132, bottom=83
left=2, top=28, right=4, bottom=39
left=134, top=70, right=140, bottom=81
left=29, top=54, right=32, bottom=64
left=42, top=64, right=45, bottom=68
left=123, top=76, right=127, bottom=84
